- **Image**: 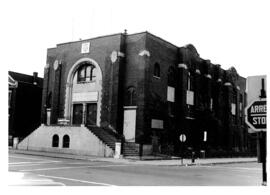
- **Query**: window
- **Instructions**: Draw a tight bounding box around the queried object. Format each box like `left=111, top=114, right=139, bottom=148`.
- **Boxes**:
left=63, top=135, right=70, bottom=148
left=231, top=90, right=237, bottom=124
left=77, top=64, right=96, bottom=82
left=153, top=63, right=160, bottom=78
left=52, top=134, right=59, bottom=147
left=167, top=86, right=175, bottom=102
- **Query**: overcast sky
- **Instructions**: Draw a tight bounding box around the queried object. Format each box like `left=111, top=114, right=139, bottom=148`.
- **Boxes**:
left=2, top=0, right=270, bottom=78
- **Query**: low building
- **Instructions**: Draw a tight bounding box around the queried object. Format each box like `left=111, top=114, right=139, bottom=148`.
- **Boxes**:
left=9, top=71, right=43, bottom=146
left=18, top=31, right=255, bottom=157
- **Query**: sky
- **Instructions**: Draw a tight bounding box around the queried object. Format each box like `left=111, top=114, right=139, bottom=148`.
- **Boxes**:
left=2, top=0, right=269, bottom=78
left=1, top=0, right=269, bottom=190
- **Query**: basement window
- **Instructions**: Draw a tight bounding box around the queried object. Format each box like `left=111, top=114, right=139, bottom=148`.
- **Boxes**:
left=62, top=135, right=70, bottom=148
left=52, top=134, right=59, bottom=147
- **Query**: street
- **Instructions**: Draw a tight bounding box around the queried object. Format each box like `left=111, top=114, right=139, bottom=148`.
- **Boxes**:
left=9, top=153, right=261, bottom=186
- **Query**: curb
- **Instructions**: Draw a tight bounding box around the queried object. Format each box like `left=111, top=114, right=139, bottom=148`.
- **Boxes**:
left=9, top=149, right=257, bottom=166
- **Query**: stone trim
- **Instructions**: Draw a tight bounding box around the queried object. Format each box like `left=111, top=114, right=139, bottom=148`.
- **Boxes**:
left=139, top=50, right=150, bottom=57
left=224, top=82, right=232, bottom=86
left=178, top=63, right=187, bottom=69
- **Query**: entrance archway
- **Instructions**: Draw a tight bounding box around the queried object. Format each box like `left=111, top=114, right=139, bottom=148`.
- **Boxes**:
left=64, top=58, right=102, bottom=126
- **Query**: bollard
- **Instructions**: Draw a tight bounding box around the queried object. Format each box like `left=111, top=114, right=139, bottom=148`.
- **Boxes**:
left=13, top=137, right=19, bottom=149
left=191, top=151, right=195, bottom=163
left=114, top=142, right=122, bottom=159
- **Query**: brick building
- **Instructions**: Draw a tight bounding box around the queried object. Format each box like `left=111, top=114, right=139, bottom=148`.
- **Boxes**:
left=9, top=71, right=43, bottom=146
left=18, top=31, right=254, bottom=157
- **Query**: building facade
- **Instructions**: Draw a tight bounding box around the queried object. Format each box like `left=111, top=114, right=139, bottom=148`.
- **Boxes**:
left=18, top=32, right=254, bottom=157
left=8, top=71, right=43, bottom=146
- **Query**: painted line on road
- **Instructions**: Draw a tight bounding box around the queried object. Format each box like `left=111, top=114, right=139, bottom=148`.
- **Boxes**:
left=9, top=155, right=57, bottom=161
left=10, top=163, right=61, bottom=167
left=38, top=174, right=116, bottom=186
left=9, top=161, right=61, bottom=165
left=20, top=164, right=134, bottom=172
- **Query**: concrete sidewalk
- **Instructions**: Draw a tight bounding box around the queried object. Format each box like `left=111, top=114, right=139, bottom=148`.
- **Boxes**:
left=9, top=148, right=257, bottom=166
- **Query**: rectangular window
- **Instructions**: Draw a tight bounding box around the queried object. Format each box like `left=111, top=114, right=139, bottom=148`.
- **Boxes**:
left=151, top=119, right=163, bottom=129
left=231, top=103, right=236, bottom=115
left=167, top=86, right=175, bottom=102
left=186, top=90, right=194, bottom=105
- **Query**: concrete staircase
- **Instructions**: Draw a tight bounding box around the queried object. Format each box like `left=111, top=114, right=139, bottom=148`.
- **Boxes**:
left=123, top=142, right=140, bottom=156
left=86, top=126, right=140, bottom=157
left=86, top=125, right=120, bottom=151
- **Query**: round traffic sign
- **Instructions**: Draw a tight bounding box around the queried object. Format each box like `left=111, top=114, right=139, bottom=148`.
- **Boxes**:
left=179, top=134, right=186, bottom=142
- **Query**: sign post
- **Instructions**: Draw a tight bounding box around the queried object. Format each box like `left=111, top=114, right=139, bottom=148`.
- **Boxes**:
left=245, top=77, right=267, bottom=186
left=179, top=134, right=186, bottom=165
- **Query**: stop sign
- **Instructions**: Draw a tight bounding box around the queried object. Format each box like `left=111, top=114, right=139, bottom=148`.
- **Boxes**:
left=245, top=99, right=267, bottom=131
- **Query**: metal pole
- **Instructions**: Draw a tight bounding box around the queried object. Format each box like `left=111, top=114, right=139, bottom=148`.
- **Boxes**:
left=181, top=142, right=184, bottom=165
left=261, top=131, right=267, bottom=185
left=259, top=78, right=267, bottom=186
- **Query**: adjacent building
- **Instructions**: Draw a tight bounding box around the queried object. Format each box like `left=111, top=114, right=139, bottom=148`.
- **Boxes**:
left=17, top=31, right=255, bottom=157
left=9, top=71, right=43, bottom=146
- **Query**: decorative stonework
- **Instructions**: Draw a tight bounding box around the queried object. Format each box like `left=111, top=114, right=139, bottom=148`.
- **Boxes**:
left=117, top=51, right=125, bottom=57
left=111, top=51, right=125, bottom=63
left=139, top=50, right=150, bottom=57
left=205, top=74, right=212, bottom=79
left=178, top=63, right=187, bottom=69
left=110, top=51, right=118, bottom=63
left=224, top=82, right=232, bottom=86
left=53, top=60, right=59, bottom=70
left=81, top=42, right=90, bottom=54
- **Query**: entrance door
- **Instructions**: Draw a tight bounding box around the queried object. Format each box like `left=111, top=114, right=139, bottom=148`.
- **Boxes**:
left=73, top=104, right=83, bottom=125
left=86, top=103, right=97, bottom=125
left=123, top=108, right=136, bottom=142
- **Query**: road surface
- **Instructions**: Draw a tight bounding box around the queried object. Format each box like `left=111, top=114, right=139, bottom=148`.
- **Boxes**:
left=8, top=153, right=261, bottom=186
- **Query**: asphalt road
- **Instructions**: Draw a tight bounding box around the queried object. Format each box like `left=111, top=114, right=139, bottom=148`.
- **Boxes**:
left=8, top=153, right=262, bottom=186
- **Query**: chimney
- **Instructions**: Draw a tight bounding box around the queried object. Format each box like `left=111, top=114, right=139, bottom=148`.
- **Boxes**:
left=33, top=72, right=38, bottom=85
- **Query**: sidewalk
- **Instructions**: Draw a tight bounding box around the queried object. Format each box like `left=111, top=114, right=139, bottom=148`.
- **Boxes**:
left=9, top=148, right=257, bottom=166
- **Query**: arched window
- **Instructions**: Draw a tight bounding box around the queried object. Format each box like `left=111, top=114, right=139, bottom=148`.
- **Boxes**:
left=62, top=135, right=70, bottom=148
left=154, top=63, right=160, bottom=78
left=77, top=63, right=96, bottom=82
left=127, top=87, right=136, bottom=106
left=52, top=134, right=59, bottom=147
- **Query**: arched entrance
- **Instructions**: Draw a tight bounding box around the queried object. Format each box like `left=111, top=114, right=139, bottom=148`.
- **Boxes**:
left=64, top=58, right=102, bottom=126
